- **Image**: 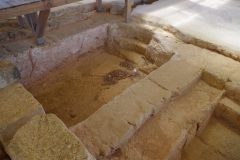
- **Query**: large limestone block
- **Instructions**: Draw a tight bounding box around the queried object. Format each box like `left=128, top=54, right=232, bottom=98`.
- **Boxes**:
left=0, top=83, right=45, bottom=147
left=70, top=107, right=134, bottom=158
left=146, top=33, right=175, bottom=67
left=0, top=61, right=21, bottom=89
left=148, top=60, right=202, bottom=99
left=214, top=98, right=240, bottom=129
left=129, top=79, right=172, bottom=114
left=7, top=114, right=93, bottom=160
left=225, top=82, right=240, bottom=104
left=104, top=90, right=154, bottom=129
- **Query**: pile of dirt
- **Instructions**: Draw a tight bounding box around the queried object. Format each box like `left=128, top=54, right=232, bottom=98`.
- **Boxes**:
left=119, top=61, right=135, bottom=70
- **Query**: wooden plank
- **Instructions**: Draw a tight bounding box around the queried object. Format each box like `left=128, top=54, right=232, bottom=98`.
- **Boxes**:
left=96, top=0, right=102, bottom=12
left=125, top=0, right=131, bottom=23
left=0, top=0, right=82, bottom=20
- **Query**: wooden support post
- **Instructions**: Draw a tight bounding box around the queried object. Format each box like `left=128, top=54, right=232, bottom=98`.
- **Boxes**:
left=125, top=0, right=131, bottom=23
left=24, top=9, right=50, bottom=45
left=17, top=16, right=25, bottom=28
left=96, top=0, right=102, bottom=12
left=35, top=9, right=50, bottom=44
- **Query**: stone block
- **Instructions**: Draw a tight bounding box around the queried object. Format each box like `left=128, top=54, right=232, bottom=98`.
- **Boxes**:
left=129, top=79, right=172, bottom=114
left=225, top=82, right=240, bottom=104
left=148, top=60, right=202, bottom=99
left=7, top=114, right=93, bottom=160
left=0, top=61, right=20, bottom=89
left=70, top=107, right=134, bottom=158
left=0, top=83, right=45, bottom=147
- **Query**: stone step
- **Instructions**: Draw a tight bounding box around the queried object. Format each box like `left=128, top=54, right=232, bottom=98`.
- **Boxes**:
left=108, top=22, right=156, bottom=43
left=113, top=37, right=148, bottom=55
left=118, top=48, right=157, bottom=74
left=109, top=80, right=224, bottom=160
left=7, top=114, right=94, bottom=160
left=0, top=83, right=45, bottom=149
left=214, top=97, right=240, bottom=129
left=69, top=60, right=202, bottom=159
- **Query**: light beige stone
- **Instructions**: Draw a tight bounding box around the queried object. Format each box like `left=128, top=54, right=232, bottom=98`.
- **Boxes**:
left=70, top=107, right=134, bottom=158
left=7, top=114, right=93, bottom=160
left=214, top=97, right=240, bottom=129
left=202, top=68, right=226, bottom=90
left=146, top=33, right=175, bottom=66
left=114, top=37, right=147, bottom=55
left=111, top=81, right=222, bottom=160
left=129, top=79, right=172, bottom=114
left=148, top=60, right=202, bottom=99
left=225, top=82, right=240, bottom=104
left=0, top=83, right=45, bottom=147
left=0, top=61, right=20, bottom=89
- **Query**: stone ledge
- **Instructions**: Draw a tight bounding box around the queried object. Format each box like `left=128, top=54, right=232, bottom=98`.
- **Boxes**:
left=0, top=83, right=45, bottom=148
left=148, top=60, right=202, bottom=99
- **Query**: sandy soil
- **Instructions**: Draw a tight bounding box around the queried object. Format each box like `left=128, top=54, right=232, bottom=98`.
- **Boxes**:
left=27, top=49, right=146, bottom=128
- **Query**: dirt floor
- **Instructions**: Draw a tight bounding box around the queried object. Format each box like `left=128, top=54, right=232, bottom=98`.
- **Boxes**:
left=182, top=117, right=240, bottom=160
left=27, top=49, right=146, bottom=128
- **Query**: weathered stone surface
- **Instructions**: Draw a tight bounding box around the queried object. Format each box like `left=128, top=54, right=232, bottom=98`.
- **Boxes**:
left=129, top=79, right=172, bottom=114
left=7, top=114, right=93, bottom=160
left=146, top=33, right=175, bottom=66
left=148, top=60, right=202, bottom=99
left=70, top=107, right=134, bottom=158
left=114, top=37, right=147, bottom=55
left=110, top=81, right=223, bottom=160
left=110, top=5, right=124, bottom=15
left=214, top=97, right=240, bottom=129
left=0, top=61, right=20, bottom=89
left=225, top=82, right=240, bottom=104
left=0, top=83, right=45, bottom=147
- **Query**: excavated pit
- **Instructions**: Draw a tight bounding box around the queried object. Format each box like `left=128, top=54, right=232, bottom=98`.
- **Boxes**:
left=1, top=1, right=240, bottom=159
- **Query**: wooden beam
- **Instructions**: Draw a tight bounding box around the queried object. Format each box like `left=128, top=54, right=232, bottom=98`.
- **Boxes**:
left=125, top=0, right=132, bottom=23
left=17, top=16, right=25, bottom=28
left=36, top=9, right=50, bottom=41
left=96, top=0, right=102, bottom=12
left=0, top=0, right=82, bottom=20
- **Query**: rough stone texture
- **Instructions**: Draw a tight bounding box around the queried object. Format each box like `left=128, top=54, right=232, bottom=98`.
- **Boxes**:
left=129, top=79, right=172, bottom=114
left=0, top=83, right=45, bottom=148
left=70, top=77, right=172, bottom=158
left=182, top=117, right=240, bottom=160
left=110, top=81, right=223, bottom=160
left=113, top=37, right=147, bottom=55
left=146, top=33, right=175, bottom=66
left=214, top=97, right=240, bottom=129
left=7, top=114, right=94, bottom=160
left=0, top=61, right=20, bottom=89
left=148, top=60, right=202, bottom=99
left=110, top=5, right=124, bottom=15
left=225, top=82, right=240, bottom=104
left=70, top=107, right=134, bottom=159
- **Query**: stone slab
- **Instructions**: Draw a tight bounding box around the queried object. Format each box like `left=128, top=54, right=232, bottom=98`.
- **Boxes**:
left=214, top=97, right=240, bottom=129
left=7, top=114, right=93, bottom=160
left=0, top=83, right=45, bottom=148
left=70, top=107, right=134, bottom=159
left=110, top=81, right=223, bottom=160
left=148, top=60, right=202, bottom=99
left=129, top=79, right=172, bottom=114
left=225, top=82, right=240, bottom=104
left=0, top=61, right=20, bottom=89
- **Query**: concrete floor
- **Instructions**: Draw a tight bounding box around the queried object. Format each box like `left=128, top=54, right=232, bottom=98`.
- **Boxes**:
left=132, top=0, right=240, bottom=57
